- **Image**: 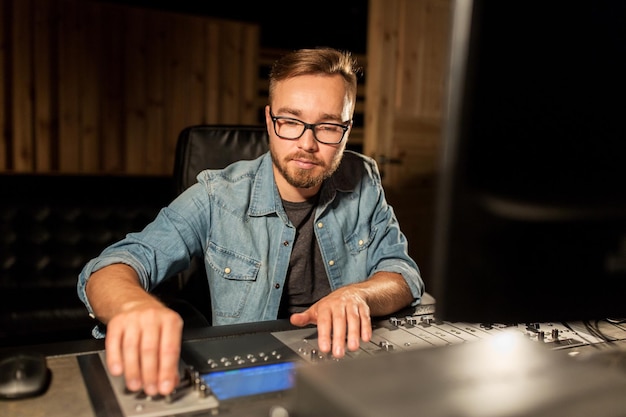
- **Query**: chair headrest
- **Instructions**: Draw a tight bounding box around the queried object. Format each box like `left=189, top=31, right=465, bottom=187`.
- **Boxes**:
left=173, top=125, right=269, bottom=194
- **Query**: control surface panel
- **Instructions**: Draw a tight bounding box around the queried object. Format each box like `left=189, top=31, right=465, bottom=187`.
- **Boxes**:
left=87, top=311, right=615, bottom=417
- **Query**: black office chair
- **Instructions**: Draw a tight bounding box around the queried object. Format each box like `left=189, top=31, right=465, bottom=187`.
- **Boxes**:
left=155, top=125, right=269, bottom=326
left=173, top=124, right=270, bottom=195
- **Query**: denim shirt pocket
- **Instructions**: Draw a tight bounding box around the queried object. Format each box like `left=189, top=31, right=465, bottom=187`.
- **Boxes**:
left=206, top=242, right=261, bottom=318
left=345, top=223, right=376, bottom=254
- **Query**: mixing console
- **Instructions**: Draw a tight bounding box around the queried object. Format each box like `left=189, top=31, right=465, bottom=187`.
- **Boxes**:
left=86, top=307, right=619, bottom=417
left=273, top=315, right=607, bottom=364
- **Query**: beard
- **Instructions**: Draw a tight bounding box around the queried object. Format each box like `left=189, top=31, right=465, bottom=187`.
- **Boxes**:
left=270, top=145, right=344, bottom=189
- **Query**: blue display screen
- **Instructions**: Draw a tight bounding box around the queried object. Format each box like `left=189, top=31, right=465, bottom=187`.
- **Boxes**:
left=201, top=362, right=296, bottom=400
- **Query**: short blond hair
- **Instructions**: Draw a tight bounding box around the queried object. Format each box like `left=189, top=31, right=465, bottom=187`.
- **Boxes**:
left=268, top=47, right=361, bottom=115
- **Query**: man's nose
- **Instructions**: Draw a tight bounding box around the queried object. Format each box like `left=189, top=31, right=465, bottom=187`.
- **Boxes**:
left=297, top=127, right=319, bottom=151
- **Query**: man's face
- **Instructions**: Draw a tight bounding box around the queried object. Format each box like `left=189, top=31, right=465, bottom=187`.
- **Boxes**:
left=265, top=74, right=353, bottom=202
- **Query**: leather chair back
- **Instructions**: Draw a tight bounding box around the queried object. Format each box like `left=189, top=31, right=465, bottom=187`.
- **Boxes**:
left=173, top=125, right=269, bottom=194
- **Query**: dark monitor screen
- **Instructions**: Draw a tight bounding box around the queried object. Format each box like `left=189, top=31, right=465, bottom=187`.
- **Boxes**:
left=432, top=0, right=626, bottom=323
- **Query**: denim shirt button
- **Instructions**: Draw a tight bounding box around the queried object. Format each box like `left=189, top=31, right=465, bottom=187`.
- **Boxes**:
left=317, top=222, right=324, bottom=228
left=274, top=283, right=280, bottom=289
left=328, top=260, right=335, bottom=266
left=358, top=239, right=364, bottom=246
left=224, top=267, right=231, bottom=274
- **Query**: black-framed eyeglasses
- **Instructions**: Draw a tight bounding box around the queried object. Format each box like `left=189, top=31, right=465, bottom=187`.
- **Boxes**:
left=269, top=109, right=350, bottom=145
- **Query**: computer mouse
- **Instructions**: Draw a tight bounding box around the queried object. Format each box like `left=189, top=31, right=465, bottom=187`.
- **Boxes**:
left=0, top=352, right=50, bottom=400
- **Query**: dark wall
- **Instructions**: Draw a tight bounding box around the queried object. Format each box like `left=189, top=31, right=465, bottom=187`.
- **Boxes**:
left=101, top=0, right=369, bottom=53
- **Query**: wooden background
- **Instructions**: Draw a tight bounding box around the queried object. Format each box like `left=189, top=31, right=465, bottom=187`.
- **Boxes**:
left=0, top=0, right=370, bottom=175
left=1, top=0, right=264, bottom=174
left=1, top=0, right=451, bottom=288
left=365, top=0, right=452, bottom=285
left=0, top=0, right=259, bottom=174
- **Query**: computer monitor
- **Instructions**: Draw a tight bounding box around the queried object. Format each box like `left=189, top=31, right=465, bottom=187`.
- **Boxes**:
left=432, top=0, right=626, bottom=323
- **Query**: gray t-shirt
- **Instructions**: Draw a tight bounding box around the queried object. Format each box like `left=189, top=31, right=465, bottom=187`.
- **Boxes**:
left=278, top=197, right=331, bottom=316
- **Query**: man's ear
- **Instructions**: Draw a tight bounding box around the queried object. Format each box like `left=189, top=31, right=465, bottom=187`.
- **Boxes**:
left=264, top=105, right=272, bottom=135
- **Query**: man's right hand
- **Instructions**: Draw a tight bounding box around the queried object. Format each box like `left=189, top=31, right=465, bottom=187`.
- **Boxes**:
left=85, top=264, right=184, bottom=396
left=104, top=301, right=184, bottom=396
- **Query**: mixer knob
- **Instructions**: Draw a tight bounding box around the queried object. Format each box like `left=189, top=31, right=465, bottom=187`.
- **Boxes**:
left=310, top=348, right=326, bottom=362
left=164, top=389, right=178, bottom=404
left=193, top=372, right=203, bottom=390
left=198, top=382, right=212, bottom=398
left=405, top=316, right=418, bottom=326
left=379, top=341, right=394, bottom=351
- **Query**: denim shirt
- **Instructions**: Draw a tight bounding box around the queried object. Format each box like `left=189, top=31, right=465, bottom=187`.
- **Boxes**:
left=77, top=151, right=423, bottom=337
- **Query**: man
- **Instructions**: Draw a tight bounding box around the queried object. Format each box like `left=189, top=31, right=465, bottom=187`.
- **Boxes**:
left=77, top=47, right=423, bottom=396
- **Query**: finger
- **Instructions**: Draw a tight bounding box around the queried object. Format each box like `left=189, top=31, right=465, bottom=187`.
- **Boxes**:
left=345, top=304, right=363, bottom=352
left=289, top=311, right=312, bottom=327
left=314, top=307, right=333, bottom=354
left=331, top=307, right=347, bottom=358
left=120, top=319, right=142, bottom=392
left=359, top=305, right=372, bottom=344
left=105, top=318, right=124, bottom=377
left=157, top=314, right=183, bottom=395
left=139, top=321, right=160, bottom=396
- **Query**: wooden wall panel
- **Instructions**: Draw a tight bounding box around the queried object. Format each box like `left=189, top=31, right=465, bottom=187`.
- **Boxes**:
left=11, top=0, right=35, bottom=171
left=204, top=21, right=221, bottom=124
left=58, top=0, right=81, bottom=172
left=365, top=0, right=452, bottom=288
left=241, top=27, right=260, bottom=124
left=365, top=0, right=451, bottom=185
left=100, top=4, right=125, bottom=174
left=0, top=0, right=369, bottom=175
left=396, top=0, right=450, bottom=120
left=78, top=1, right=101, bottom=173
left=363, top=0, right=399, bottom=162
left=124, top=6, right=148, bottom=174
left=33, top=0, right=54, bottom=172
left=0, top=0, right=261, bottom=175
left=145, top=11, right=166, bottom=176
left=0, top=0, right=6, bottom=170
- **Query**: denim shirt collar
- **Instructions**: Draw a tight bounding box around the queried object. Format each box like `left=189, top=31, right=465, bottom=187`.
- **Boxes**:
left=248, top=153, right=283, bottom=218
left=248, top=151, right=360, bottom=221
